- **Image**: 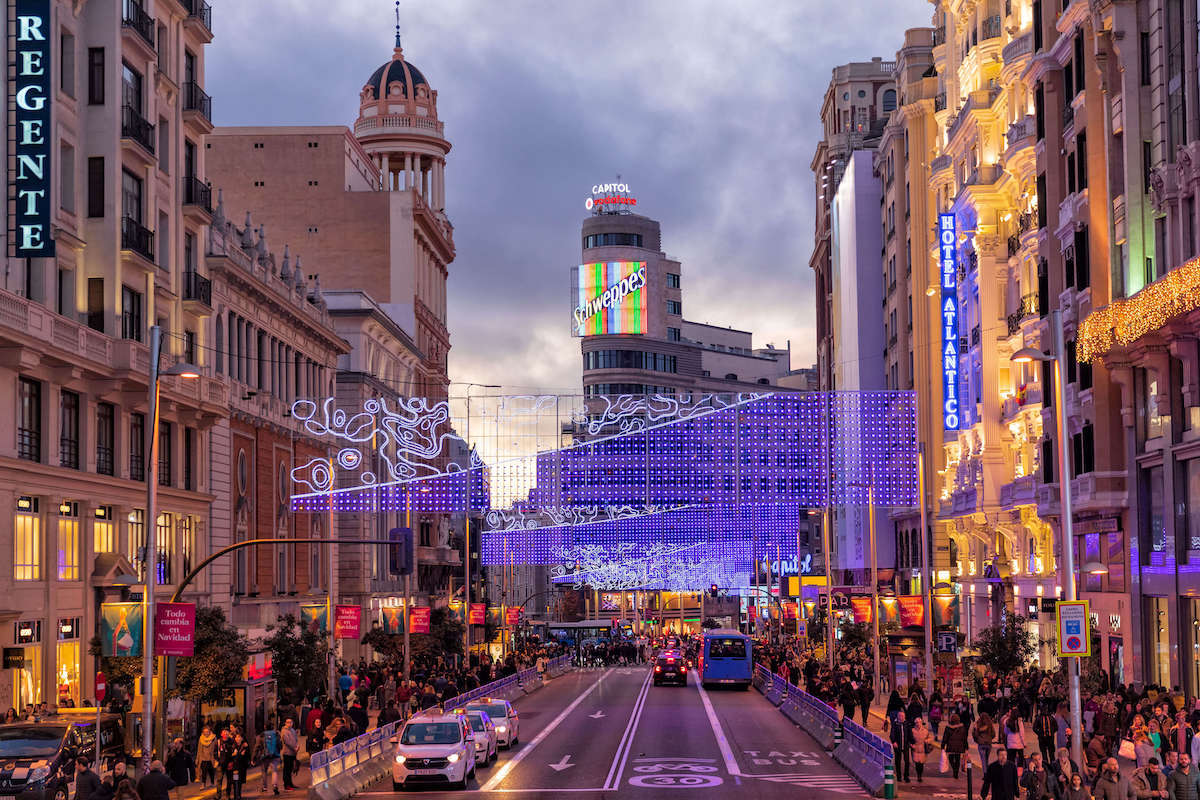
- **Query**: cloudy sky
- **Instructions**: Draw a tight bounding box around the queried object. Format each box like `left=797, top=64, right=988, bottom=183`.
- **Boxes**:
left=208, top=0, right=929, bottom=395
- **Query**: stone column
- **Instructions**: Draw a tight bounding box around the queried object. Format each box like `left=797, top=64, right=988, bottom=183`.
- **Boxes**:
left=381, top=154, right=390, bottom=190
left=404, top=153, right=413, bottom=190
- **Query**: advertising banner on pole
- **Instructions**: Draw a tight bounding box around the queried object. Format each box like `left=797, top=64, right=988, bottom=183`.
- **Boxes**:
left=381, top=606, right=404, bottom=635
left=505, top=607, right=521, bottom=627
left=898, top=595, right=926, bottom=628
left=100, top=602, right=144, bottom=657
left=1056, top=600, right=1091, bottom=656
left=409, top=607, right=431, bottom=634
left=851, top=596, right=874, bottom=624
left=300, top=603, right=328, bottom=634
left=154, top=602, right=196, bottom=657
left=469, top=603, right=486, bottom=625
left=334, top=605, right=361, bottom=640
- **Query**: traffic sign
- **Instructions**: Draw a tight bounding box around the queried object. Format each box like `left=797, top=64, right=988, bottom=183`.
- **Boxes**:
left=937, top=631, right=958, bottom=653
left=1056, top=600, right=1091, bottom=657
left=95, top=671, right=106, bottom=703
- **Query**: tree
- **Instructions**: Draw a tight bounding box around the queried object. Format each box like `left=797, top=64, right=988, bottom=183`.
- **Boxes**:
left=973, top=613, right=1039, bottom=678
left=173, top=606, right=250, bottom=707
left=261, top=614, right=330, bottom=701
left=87, top=635, right=146, bottom=706
left=701, top=617, right=721, bottom=630
left=411, top=607, right=464, bottom=661
left=839, top=621, right=872, bottom=651
left=360, top=626, right=404, bottom=661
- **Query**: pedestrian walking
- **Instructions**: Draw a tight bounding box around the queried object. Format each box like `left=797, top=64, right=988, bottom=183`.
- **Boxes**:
left=975, top=713, right=999, bottom=768
left=942, top=713, right=970, bottom=779
left=911, top=717, right=931, bottom=783
left=196, top=727, right=217, bottom=790
left=982, top=747, right=1021, bottom=800
left=135, top=761, right=175, bottom=800
left=887, top=710, right=913, bottom=783
left=1167, top=753, right=1200, bottom=800
left=281, top=718, right=299, bottom=791
left=74, top=757, right=101, bottom=800
left=1093, top=758, right=1136, bottom=800
left=164, top=739, right=194, bottom=794
left=258, top=720, right=282, bottom=795
left=1022, top=752, right=1052, bottom=800
left=222, top=733, right=249, bottom=800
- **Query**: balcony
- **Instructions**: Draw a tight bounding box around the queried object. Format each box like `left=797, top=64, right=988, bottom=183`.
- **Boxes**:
left=935, top=93, right=947, bottom=111
left=182, top=176, right=213, bottom=221
left=182, top=271, right=212, bottom=314
left=1069, top=471, right=1128, bottom=512
left=182, top=0, right=213, bottom=40
left=183, top=82, right=213, bottom=132
left=1062, top=103, right=1075, bottom=132
left=971, top=325, right=981, bottom=347
left=1018, top=211, right=1036, bottom=235
left=121, top=216, right=155, bottom=264
left=981, top=15, right=1003, bottom=41
left=1000, top=475, right=1037, bottom=509
left=1008, top=234, right=1021, bottom=258
left=121, top=105, right=156, bottom=161
left=121, top=0, right=156, bottom=52
left=930, top=153, right=951, bottom=175
left=354, top=113, right=446, bottom=138
left=1002, top=30, right=1034, bottom=64
left=933, top=27, right=946, bottom=46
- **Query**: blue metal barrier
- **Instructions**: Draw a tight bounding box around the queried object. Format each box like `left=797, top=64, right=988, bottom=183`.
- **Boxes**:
left=834, top=716, right=894, bottom=795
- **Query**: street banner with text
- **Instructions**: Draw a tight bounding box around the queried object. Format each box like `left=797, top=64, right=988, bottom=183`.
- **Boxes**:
left=898, top=595, right=925, bottom=628
left=410, top=607, right=431, bottom=634
left=469, top=603, right=486, bottom=625
left=505, top=607, right=521, bottom=627
left=154, top=602, right=196, bottom=657
left=851, top=596, right=874, bottom=624
left=334, top=605, right=361, bottom=639
left=100, top=603, right=144, bottom=657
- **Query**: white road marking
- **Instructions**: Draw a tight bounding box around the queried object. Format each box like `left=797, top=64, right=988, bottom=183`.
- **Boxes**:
left=548, top=754, right=574, bottom=771
left=478, top=668, right=611, bottom=791
left=603, top=669, right=653, bottom=790
left=588, top=710, right=606, bottom=719
left=693, top=674, right=742, bottom=778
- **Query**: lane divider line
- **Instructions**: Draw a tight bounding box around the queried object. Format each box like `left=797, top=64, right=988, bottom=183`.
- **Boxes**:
left=479, top=668, right=612, bottom=792
left=602, top=669, right=653, bottom=790
left=694, top=674, right=742, bottom=778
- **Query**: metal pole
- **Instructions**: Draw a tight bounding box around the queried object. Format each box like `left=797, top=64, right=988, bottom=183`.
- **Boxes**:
left=404, top=490, right=411, bottom=684
left=918, top=444, right=935, bottom=694
left=142, top=325, right=161, bottom=768
left=1051, top=310, right=1084, bottom=768
left=464, top=391, right=472, bottom=661
left=869, top=485, right=880, bottom=697
left=823, top=507, right=835, bottom=669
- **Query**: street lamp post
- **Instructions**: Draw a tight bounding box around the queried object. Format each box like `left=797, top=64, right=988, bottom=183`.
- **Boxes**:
left=459, top=383, right=499, bottom=662
left=143, top=325, right=200, bottom=766
left=1011, top=308, right=1084, bottom=768
left=918, top=444, right=935, bottom=694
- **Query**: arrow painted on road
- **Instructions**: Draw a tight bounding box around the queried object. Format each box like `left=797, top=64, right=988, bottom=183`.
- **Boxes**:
left=588, top=710, right=606, bottom=719
left=549, top=755, right=574, bottom=772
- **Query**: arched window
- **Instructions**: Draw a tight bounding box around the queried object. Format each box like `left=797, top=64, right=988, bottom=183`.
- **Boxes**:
left=882, top=89, right=897, bottom=113
left=724, top=373, right=738, bottom=381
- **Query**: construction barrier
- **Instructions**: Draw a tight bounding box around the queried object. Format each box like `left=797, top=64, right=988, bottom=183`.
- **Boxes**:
left=309, top=654, right=573, bottom=800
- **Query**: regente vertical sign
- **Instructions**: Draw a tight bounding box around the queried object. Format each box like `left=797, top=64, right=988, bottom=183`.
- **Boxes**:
left=939, top=213, right=959, bottom=430
left=10, top=0, right=55, bottom=258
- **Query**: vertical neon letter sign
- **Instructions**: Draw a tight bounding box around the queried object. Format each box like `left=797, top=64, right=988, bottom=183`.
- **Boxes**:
left=939, top=214, right=959, bottom=430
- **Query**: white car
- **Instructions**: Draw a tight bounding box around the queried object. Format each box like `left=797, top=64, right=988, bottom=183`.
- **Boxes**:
left=464, top=699, right=519, bottom=748
left=392, top=712, right=477, bottom=790
left=460, top=709, right=498, bottom=765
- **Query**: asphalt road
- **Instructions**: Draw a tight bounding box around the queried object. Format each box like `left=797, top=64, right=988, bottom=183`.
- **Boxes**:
left=357, top=665, right=869, bottom=798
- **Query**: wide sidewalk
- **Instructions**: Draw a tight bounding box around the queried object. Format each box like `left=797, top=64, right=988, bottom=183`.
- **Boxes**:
left=170, top=761, right=312, bottom=800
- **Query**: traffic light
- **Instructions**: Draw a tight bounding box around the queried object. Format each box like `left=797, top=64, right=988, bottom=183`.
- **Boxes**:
left=389, top=527, right=414, bottom=575
left=709, top=584, right=719, bottom=599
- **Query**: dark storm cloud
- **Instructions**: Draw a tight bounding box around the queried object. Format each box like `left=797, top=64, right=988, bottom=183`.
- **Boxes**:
left=207, top=0, right=929, bottom=393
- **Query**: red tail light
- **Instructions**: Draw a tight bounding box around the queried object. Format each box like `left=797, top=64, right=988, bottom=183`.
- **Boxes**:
left=679, top=666, right=686, bottom=673
left=654, top=665, right=661, bottom=672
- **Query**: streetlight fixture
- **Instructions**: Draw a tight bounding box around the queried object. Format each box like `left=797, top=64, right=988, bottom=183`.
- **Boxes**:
left=143, top=325, right=200, bottom=766
left=1009, top=309, right=1083, bottom=768
left=1083, top=561, right=1108, bottom=576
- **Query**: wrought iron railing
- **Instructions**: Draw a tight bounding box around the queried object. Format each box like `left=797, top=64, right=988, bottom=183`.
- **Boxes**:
left=183, top=0, right=212, bottom=32
left=122, top=0, right=155, bottom=48
left=182, top=271, right=212, bottom=306
left=182, top=176, right=212, bottom=211
left=121, top=216, right=155, bottom=261
left=183, top=82, right=212, bottom=123
left=122, top=105, right=156, bottom=154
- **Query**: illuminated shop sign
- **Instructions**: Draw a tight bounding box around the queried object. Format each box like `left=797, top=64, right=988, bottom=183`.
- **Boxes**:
left=572, top=261, right=648, bottom=336
left=585, top=182, right=637, bottom=211
left=9, top=1, right=55, bottom=258
left=939, top=213, right=959, bottom=430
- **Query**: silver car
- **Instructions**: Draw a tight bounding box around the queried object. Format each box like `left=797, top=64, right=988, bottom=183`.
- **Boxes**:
left=461, top=709, right=498, bottom=765
left=464, top=699, right=519, bottom=748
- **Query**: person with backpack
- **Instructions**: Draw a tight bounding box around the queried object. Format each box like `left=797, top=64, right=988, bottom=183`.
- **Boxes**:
left=258, top=720, right=282, bottom=796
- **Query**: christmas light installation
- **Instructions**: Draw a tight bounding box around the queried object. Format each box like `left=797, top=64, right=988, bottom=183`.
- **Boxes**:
left=1077, top=256, right=1200, bottom=362
left=549, top=543, right=727, bottom=591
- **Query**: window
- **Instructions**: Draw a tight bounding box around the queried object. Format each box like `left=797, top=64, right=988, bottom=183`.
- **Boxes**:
left=1143, top=465, right=1166, bottom=555
left=724, top=373, right=738, bottom=380
left=180, top=515, right=195, bottom=577
left=583, top=232, right=643, bottom=249
left=184, top=232, right=196, bottom=272
left=667, top=327, right=681, bottom=342
left=666, top=300, right=682, bottom=315
left=155, top=512, right=171, bottom=585
left=882, top=88, right=896, bottom=113
left=1185, top=458, right=1200, bottom=551
left=158, top=211, right=169, bottom=268
left=129, top=412, right=145, bottom=481
left=121, top=61, right=143, bottom=115
left=87, top=48, right=104, bottom=105
left=183, top=427, right=195, bottom=491
left=184, top=330, right=196, bottom=365
left=1071, top=424, right=1095, bottom=477
left=60, top=30, right=75, bottom=97
left=1140, top=31, right=1151, bottom=86
left=59, top=391, right=79, bottom=469
left=1143, top=141, right=1153, bottom=195
left=158, top=119, right=169, bottom=173
left=96, top=403, right=114, bottom=476
left=1076, top=133, right=1087, bottom=191
left=128, top=508, right=145, bottom=579
left=666, top=273, right=681, bottom=289
left=93, top=506, right=115, bottom=553
left=1166, top=0, right=1188, bottom=152
left=87, top=157, right=104, bottom=218
left=14, top=498, right=41, bottom=580
left=59, top=142, right=75, bottom=213
left=56, top=267, right=74, bottom=317
left=18, top=378, right=41, bottom=462
left=121, top=285, right=143, bottom=341
left=583, top=350, right=678, bottom=373
left=158, top=422, right=172, bottom=487
left=1035, top=84, right=1045, bottom=140
left=121, top=169, right=143, bottom=223
left=57, top=503, right=79, bottom=581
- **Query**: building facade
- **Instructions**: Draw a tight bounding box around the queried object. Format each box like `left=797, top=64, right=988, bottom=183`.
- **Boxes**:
left=0, top=0, right=221, bottom=709
left=576, top=209, right=792, bottom=398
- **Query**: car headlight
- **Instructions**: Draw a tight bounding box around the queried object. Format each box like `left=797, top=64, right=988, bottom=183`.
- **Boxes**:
left=28, top=767, right=50, bottom=783
left=394, top=755, right=406, bottom=765
left=447, top=753, right=460, bottom=764
left=495, top=725, right=507, bottom=733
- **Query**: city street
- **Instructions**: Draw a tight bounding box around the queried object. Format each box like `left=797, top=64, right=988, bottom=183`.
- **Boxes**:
left=360, top=667, right=867, bottom=798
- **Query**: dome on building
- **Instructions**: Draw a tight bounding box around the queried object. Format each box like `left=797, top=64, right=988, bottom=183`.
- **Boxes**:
left=364, top=48, right=428, bottom=100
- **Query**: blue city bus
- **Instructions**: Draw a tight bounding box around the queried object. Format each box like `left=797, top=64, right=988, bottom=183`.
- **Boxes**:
left=698, top=629, right=753, bottom=689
